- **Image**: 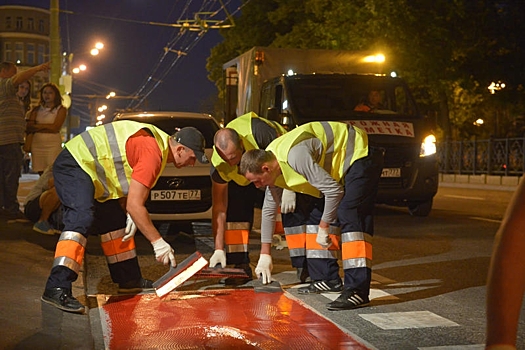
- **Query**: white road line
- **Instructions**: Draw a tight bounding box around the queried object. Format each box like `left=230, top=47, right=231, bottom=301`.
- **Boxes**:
left=443, top=195, right=484, bottom=200
left=359, top=311, right=459, bottom=330
left=469, top=216, right=501, bottom=223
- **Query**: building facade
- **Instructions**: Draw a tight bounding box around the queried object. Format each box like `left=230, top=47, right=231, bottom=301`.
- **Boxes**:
left=0, top=5, right=50, bottom=100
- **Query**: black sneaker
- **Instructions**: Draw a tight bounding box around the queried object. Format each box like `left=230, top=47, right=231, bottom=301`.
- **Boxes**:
left=327, top=289, right=370, bottom=310
left=41, top=287, right=85, bottom=314
left=118, top=278, right=154, bottom=293
left=297, top=279, right=342, bottom=294
left=297, top=267, right=310, bottom=283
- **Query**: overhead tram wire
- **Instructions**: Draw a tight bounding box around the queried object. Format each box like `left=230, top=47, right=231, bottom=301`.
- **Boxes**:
left=126, top=0, right=221, bottom=110
left=60, top=1, right=237, bottom=112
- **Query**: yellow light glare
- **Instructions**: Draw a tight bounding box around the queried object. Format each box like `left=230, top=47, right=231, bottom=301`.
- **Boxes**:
left=95, top=42, right=104, bottom=50
left=90, top=48, right=99, bottom=56
left=363, top=54, right=386, bottom=63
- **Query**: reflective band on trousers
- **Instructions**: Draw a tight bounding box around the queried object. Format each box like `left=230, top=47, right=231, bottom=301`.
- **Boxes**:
left=284, top=224, right=306, bottom=257
left=100, top=229, right=137, bottom=264
left=341, top=231, right=372, bottom=269
left=53, top=231, right=88, bottom=274
left=305, top=224, right=341, bottom=259
left=225, top=222, right=250, bottom=254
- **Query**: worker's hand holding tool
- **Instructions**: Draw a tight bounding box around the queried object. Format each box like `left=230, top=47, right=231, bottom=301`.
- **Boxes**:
left=316, top=226, right=332, bottom=249
left=280, top=189, right=296, bottom=214
left=255, top=254, right=273, bottom=284
left=122, top=213, right=137, bottom=242
left=209, top=249, right=226, bottom=268
left=152, top=238, right=176, bottom=267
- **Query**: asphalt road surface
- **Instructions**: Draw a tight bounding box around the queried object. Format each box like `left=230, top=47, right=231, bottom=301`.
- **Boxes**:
left=80, top=185, right=524, bottom=349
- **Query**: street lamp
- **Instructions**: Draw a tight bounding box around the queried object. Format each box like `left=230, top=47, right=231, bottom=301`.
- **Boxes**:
left=60, top=41, right=106, bottom=137
left=488, top=81, right=505, bottom=94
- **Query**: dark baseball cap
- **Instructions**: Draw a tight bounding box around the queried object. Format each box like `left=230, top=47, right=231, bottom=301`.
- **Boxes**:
left=171, top=127, right=209, bottom=164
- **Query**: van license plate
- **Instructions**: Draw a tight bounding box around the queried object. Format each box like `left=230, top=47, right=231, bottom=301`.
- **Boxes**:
left=381, top=168, right=401, bottom=178
left=151, top=190, right=201, bottom=201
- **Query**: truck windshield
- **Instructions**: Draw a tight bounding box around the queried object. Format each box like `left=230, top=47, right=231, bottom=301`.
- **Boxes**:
left=286, top=75, right=419, bottom=123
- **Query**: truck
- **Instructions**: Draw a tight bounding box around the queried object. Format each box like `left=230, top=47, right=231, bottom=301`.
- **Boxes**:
left=222, top=46, right=438, bottom=216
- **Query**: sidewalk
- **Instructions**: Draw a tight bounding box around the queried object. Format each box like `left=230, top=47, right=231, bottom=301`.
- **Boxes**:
left=0, top=174, right=93, bottom=350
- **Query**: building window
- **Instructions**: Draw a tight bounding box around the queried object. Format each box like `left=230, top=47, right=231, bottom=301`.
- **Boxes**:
left=27, top=43, right=35, bottom=65
left=28, top=18, right=34, bottom=31
left=16, top=17, right=23, bottom=30
left=15, top=42, right=23, bottom=64
left=6, top=17, right=11, bottom=29
left=39, top=19, right=44, bottom=33
left=38, top=44, right=45, bottom=64
left=4, top=42, right=12, bottom=62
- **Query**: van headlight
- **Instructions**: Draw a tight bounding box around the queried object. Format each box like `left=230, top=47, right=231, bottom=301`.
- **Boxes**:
left=420, top=134, right=436, bottom=157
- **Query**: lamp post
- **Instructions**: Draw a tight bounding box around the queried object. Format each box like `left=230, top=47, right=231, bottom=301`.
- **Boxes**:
left=488, top=81, right=505, bottom=137
left=60, top=42, right=105, bottom=138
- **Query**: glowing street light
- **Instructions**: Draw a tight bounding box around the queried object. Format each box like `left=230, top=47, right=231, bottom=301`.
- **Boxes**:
left=473, top=118, right=484, bottom=126
left=488, top=81, right=505, bottom=94
left=106, top=91, right=116, bottom=99
left=72, top=64, right=87, bottom=74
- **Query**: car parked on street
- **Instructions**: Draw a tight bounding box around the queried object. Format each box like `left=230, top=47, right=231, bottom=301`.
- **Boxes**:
left=113, top=111, right=221, bottom=225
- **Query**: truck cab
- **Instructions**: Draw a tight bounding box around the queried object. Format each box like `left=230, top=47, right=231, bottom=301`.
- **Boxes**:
left=258, top=73, right=439, bottom=216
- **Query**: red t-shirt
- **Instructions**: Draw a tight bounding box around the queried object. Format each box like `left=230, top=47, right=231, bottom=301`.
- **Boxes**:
left=125, top=129, right=162, bottom=189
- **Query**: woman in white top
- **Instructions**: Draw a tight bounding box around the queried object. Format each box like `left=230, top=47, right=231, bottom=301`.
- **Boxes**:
left=26, top=83, right=67, bottom=174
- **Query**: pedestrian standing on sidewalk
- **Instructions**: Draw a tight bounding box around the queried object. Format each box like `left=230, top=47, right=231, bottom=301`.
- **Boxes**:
left=25, top=83, right=67, bottom=175
left=41, top=121, right=208, bottom=314
left=0, top=61, right=49, bottom=223
left=208, top=112, right=290, bottom=283
left=240, top=121, right=384, bottom=310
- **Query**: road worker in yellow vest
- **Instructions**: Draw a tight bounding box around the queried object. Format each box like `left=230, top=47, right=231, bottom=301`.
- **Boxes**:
left=240, top=121, right=384, bottom=310
left=41, top=120, right=208, bottom=314
left=209, top=112, right=293, bottom=283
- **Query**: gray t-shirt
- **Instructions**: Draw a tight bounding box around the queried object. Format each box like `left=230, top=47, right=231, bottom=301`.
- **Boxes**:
left=260, top=138, right=344, bottom=243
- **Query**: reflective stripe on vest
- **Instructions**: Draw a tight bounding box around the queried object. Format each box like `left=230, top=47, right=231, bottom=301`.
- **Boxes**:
left=305, top=224, right=341, bottom=260
left=341, top=231, right=372, bottom=269
left=65, top=121, right=170, bottom=202
left=53, top=231, right=88, bottom=274
left=268, top=122, right=368, bottom=198
left=224, top=221, right=250, bottom=253
left=211, top=112, right=286, bottom=186
left=100, top=229, right=137, bottom=264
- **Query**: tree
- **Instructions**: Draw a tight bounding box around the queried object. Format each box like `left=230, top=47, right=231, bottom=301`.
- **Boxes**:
left=207, top=0, right=525, bottom=140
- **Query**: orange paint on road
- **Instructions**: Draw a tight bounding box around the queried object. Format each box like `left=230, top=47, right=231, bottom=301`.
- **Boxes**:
left=99, top=289, right=370, bottom=349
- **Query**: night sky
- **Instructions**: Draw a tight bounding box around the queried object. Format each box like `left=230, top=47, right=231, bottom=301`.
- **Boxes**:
left=9, top=0, right=240, bottom=131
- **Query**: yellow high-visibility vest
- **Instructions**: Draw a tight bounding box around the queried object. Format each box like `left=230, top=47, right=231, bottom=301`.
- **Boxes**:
left=211, top=112, right=286, bottom=186
left=65, top=120, right=170, bottom=201
left=268, top=121, right=368, bottom=198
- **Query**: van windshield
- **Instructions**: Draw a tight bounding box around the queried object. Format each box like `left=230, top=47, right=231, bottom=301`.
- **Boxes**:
left=285, top=75, right=420, bottom=123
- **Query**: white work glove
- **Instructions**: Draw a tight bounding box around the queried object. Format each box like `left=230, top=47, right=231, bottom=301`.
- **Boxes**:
left=209, top=249, right=226, bottom=268
left=280, top=189, right=296, bottom=214
left=122, top=213, right=137, bottom=242
left=255, top=254, right=273, bottom=284
left=316, top=226, right=332, bottom=249
left=151, top=238, right=177, bottom=267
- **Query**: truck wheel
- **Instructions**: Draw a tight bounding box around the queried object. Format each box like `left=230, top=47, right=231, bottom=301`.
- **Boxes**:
left=408, top=199, right=433, bottom=217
